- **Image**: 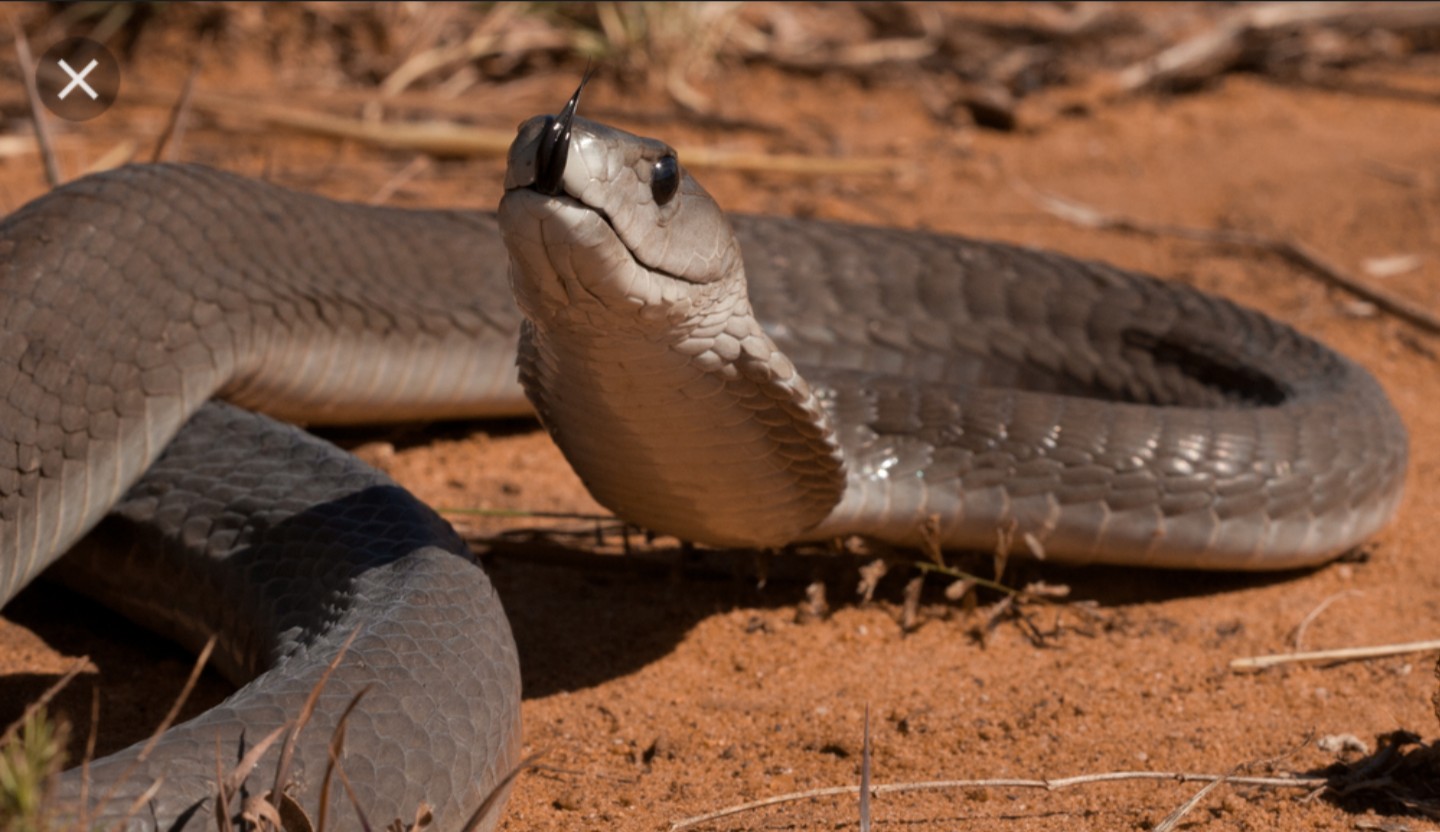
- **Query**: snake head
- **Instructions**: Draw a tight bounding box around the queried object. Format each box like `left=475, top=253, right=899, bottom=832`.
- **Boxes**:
left=499, top=82, right=745, bottom=328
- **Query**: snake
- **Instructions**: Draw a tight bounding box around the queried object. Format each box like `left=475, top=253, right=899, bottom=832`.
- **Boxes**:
left=0, top=81, right=1407, bottom=830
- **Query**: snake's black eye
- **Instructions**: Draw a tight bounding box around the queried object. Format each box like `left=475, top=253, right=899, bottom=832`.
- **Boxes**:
left=651, top=156, right=680, bottom=206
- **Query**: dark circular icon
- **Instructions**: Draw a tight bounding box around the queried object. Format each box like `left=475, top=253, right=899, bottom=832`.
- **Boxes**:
left=36, top=37, right=121, bottom=122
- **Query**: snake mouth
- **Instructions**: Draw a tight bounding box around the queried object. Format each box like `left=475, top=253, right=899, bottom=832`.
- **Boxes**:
left=521, top=187, right=705, bottom=290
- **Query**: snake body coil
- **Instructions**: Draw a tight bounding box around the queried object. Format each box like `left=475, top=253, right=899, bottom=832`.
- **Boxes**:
left=0, top=103, right=1407, bottom=829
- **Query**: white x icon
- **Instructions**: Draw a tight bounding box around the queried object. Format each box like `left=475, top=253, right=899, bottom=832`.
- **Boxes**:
left=57, top=58, right=98, bottom=100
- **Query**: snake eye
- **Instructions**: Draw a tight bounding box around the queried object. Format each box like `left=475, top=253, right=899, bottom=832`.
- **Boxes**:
left=651, top=155, right=680, bottom=206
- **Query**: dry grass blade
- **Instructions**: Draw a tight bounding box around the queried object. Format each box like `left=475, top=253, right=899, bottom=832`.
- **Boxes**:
left=8, top=15, right=61, bottom=187
left=217, top=724, right=289, bottom=803
left=1291, top=589, right=1364, bottom=651
left=86, top=636, right=217, bottom=826
left=0, top=659, right=86, bottom=746
left=332, top=757, right=374, bottom=832
left=81, top=685, right=100, bottom=822
left=84, top=139, right=139, bottom=174
left=316, top=685, right=372, bottom=832
left=368, top=156, right=431, bottom=205
left=459, top=752, right=547, bottom=832
left=214, top=735, right=230, bottom=832
left=270, top=626, right=363, bottom=811
left=109, top=775, right=165, bottom=832
left=1151, top=773, right=1229, bottom=832
left=140, top=636, right=217, bottom=762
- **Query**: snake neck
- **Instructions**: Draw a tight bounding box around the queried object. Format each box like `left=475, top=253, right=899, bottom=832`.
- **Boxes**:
left=516, top=291, right=846, bottom=549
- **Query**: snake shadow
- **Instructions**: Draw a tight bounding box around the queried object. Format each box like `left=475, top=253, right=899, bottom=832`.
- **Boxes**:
left=0, top=532, right=1332, bottom=762
left=0, top=433, right=1340, bottom=764
left=483, top=536, right=1328, bottom=700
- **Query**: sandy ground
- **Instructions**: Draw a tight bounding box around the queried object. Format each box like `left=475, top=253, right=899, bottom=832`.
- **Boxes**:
left=1, top=4, right=1439, bottom=830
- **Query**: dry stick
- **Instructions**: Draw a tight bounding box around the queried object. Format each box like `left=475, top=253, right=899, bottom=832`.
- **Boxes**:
left=126, top=87, right=908, bottom=177
left=667, top=770, right=1328, bottom=831
left=10, top=16, right=61, bottom=187
left=0, top=134, right=74, bottom=160
left=1025, top=187, right=1440, bottom=335
left=1114, top=1, right=1440, bottom=93
left=1231, top=638, right=1440, bottom=670
left=151, top=41, right=205, bottom=164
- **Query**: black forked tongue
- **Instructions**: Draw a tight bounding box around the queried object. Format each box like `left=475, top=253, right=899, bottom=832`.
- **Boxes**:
left=534, top=70, right=591, bottom=196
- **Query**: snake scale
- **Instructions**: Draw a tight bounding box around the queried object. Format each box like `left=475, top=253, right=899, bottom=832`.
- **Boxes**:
left=0, top=85, right=1407, bottom=829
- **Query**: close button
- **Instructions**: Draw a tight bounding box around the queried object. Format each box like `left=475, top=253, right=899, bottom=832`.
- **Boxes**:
left=37, top=37, right=121, bottom=122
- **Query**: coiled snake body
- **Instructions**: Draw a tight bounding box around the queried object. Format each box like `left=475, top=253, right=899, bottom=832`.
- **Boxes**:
left=0, top=93, right=1407, bottom=829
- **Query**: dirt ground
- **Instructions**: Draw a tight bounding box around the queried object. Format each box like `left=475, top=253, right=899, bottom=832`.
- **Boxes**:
left=1, top=3, right=1439, bottom=830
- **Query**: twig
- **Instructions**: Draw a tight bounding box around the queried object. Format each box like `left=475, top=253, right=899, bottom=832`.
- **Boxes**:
left=1024, top=186, right=1440, bottom=334
left=10, top=16, right=61, bottom=187
left=1231, top=639, right=1440, bottom=670
left=668, top=770, right=1328, bottom=830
